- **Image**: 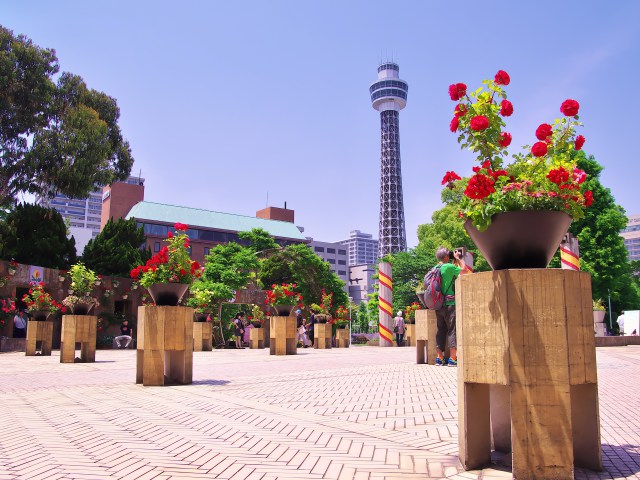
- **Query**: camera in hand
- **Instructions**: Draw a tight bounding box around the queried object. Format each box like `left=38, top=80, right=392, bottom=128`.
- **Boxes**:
left=448, top=248, right=465, bottom=259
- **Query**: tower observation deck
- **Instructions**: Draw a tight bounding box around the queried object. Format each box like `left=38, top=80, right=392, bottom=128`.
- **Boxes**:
left=370, top=62, right=408, bottom=257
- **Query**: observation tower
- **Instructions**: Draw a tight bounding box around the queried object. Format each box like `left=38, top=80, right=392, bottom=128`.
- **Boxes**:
left=370, top=62, right=408, bottom=257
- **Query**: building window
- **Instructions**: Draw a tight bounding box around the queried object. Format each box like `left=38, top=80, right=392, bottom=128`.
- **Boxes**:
left=204, top=247, right=210, bottom=255
left=327, top=248, right=336, bottom=254
left=315, top=246, right=325, bottom=253
left=154, top=242, right=160, bottom=252
left=338, top=249, right=346, bottom=255
left=328, top=259, right=335, bottom=264
left=338, top=260, right=346, bottom=265
left=338, top=270, right=346, bottom=275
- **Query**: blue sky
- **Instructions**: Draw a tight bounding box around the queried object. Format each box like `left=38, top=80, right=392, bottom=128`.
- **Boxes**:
left=4, top=1, right=640, bottom=247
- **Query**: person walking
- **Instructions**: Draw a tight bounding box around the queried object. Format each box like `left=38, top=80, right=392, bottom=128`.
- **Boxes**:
left=434, top=247, right=471, bottom=366
left=233, top=312, right=245, bottom=349
left=393, top=311, right=406, bottom=347
left=13, top=309, right=28, bottom=338
left=308, top=312, right=316, bottom=347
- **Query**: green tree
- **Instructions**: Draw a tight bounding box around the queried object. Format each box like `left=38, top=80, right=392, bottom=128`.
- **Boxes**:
left=259, top=243, right=348, bottom=312
left=0, top=26, right=133, bottom=207
left=356, top=302, right=369, bottom=332
left=81, top=218, right=150, bottom=276
left=238, top=228, right=280, bottom=254
left=550, top=153, right=639, bottom=312
left=0, top=203, right=76, bottom=268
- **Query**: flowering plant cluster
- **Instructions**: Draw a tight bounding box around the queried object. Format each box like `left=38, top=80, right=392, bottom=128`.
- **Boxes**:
left=22, top=283, right=63, bottom=314
left=68, top=263, right=98, bottom=297
left=443, top=70, right=593, bottom=231
left=335, top=305, right=349, bottom=322
left=404, top=302, right=422, bottom=322
left=310, top=289, right=333, bottom=315
left=7, top=260, right=18, bottom=275
left=0, top=298, right=17, bottom=326
left=0, top=275, right=9, bottom=288
left=265, top=283, right=303, bottom=306
left=186, top=282, right=231, bottom=313
left=250, top=304, right=265, bottom=327
left=130, top=223, right=202, bottom=287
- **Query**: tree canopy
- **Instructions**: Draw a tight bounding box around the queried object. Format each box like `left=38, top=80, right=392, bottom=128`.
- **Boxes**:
left=81, top=218, right=150, bottom=276
left=0, top=203, right=76, bottom=268
left=0, top=26, right=133, bottom=207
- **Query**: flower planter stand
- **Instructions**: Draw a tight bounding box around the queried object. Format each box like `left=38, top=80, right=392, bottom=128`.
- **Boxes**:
left=457, top=269, right=601, bottom=479
left=193, top=321, right=212, bottom=352
left=335, top=328, right=350, bottom=348
left=136, top=306, right=194, bottom=386
left=60, top=315, right=97, bottom=363
left=269, top=316, right=296, bottom=355
left=250, top=327, right=264, bottom=349
left=314, top=323, right=332, bottom=349
left=404, top=323, right=416, bottom=346
left=415, top=309, right=446, bottom=364
left=25, top=320, right=54, bottom=356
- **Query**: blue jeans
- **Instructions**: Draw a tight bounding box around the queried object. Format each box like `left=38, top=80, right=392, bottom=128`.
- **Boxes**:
left=395, top=333, right=404, bottom=346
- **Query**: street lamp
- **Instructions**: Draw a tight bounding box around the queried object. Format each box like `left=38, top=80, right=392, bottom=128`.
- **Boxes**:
left=608, top=289, right=613, bottom=332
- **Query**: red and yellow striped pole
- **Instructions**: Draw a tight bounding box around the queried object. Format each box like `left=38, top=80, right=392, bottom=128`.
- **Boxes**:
left=378, top=262, right=394, bottom=347
left=560, top=234, right=580, bottom=271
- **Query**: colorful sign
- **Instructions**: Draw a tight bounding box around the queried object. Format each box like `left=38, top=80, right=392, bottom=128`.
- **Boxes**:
left=28, top=265, right=45, bottom=284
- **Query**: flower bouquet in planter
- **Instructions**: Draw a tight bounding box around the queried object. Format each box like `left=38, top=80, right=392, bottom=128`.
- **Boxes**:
left=265, top=283, right=303, bottom=317
left=310, top=289, right=333, bottom=323
left=130, top=223, right=202, bottom=306
left=22, top=283, right=63, bottom=320
left=403, top=302, right=421, bottom=325
left=0, top=297, right=17, bottom=327
left=7, top=260, right=18, bottom=276
left=186, top=282, right=231, bottom=321
left=250, top=304, right=265, bottom=328
left=334, top=305, right=350, bottom=329
left=63, top=263, right=98, bottom=315
left=443, top=70, right=594, bottom=269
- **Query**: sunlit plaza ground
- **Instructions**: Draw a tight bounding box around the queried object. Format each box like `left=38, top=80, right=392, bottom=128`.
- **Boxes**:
left=1, top=345, right=639, bottom=480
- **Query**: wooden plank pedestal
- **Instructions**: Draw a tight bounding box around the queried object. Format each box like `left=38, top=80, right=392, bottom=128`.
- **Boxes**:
left=415, top=309, right=439, bottom=364
left=26, top=320, right=54, bottom=356
left=60, top=315, right=97, bottom=363
left=404, top=324, right=416, bottom=346
left=314, top=323, right=332, bottom=349
left=193, top=322, right=212, bottom=351
left=136, top=306, right=194, bottom=386
left=335, top=328, right=350, bottom=348
left=250, top=327, right=264, bottom=349
left=457, top=269, right=601, bottom=479
left=269, top=316, right=296, bottom=355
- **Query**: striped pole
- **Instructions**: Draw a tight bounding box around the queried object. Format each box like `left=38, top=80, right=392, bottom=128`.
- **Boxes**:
left=560, top=234, right=580, bottom=271
left=378, top=262, right=394, bottom=347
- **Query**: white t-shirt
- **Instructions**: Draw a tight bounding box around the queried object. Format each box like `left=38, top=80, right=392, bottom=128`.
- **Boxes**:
left=14, top=314, right=27, bottom=329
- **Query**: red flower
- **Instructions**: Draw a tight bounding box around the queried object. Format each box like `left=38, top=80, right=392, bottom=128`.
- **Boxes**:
left=464, top=174, right=496, bottom=199
left=454, top=103, right=467, bottom=117
left=179, top=269, right=187, bottom=276
left=575, top=135, right=586, bottom=151
left=547, top=167, right=570, bottom=185
left=499, top=132, right=512, bottom=147
left=174, top=222, right=189, bottom=231
left=494, top=70, right=511, bottom=86
left=584, top=190, right=594, bottom=207
left=535, top=123, right=553, bottom=140
left=560, top=99, right=580, bottom=117
left=531, top=142, right=548, bottom=157
left=492, top=169, right=509, bottom=180
left=190, top=261, right=201, bottom=273
left=470, top=115, right=489, bottom=131
left=449, top=116, right=459, bottom=132
left=448, top=83, right=467, bottom=101
left=441, top=171, right=461, bottom=185
left=499, top=99, right=513, bottom=116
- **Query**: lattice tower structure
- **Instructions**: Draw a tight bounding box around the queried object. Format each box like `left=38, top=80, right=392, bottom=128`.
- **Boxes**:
left=370, top=62, right=408, bottom=257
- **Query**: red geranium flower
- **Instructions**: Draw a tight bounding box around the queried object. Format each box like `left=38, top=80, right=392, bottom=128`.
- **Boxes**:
left=448, top=83, right=467, bottom=101
left=584, top=190, right=594, bottom=207
left=494, top=70, right=510, bottom=85
left=531, top=142, right=548, bottom=157
left=575, top=135, right=585, bottom=151
left=470, top=115, right=489, bottom=131
left=464, top=174, right=495, bottom=199
left=535, top=123, right=553, bottom=140
left=572, top=167, right=587, bottom=184
left=547, top=167, right=570, bottom=185
left=500, top=99, right=513, bottom=116
left=454, top=103, right=467, bottom=117
left=449, top=116, right=459, bottom=132
left=499, top=132, right=512, bottom=147
left=174, top=222, right=189, bottom=231
left=560, top=99, right=580, bottom=117
left=441, top=171, right=461, bottom=185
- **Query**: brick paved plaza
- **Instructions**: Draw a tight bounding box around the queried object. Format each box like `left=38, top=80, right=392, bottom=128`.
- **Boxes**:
left=0, top=345, right=639, bottom=480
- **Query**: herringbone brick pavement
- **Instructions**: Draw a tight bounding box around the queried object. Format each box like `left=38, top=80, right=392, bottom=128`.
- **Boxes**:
left=0, top=345, right=638, bottom=479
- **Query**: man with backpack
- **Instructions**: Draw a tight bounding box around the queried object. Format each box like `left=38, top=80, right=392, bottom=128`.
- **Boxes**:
left=430, top=247, right=471, bottom=366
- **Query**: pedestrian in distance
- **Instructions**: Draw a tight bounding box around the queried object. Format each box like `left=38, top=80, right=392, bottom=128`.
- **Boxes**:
left=233, top=312, right=245, bottom=349
left=393, top=311, right=405, bottom=347
left=13, top=309, right=27, bottom=338
left=114, top=319, right=133, bottom=348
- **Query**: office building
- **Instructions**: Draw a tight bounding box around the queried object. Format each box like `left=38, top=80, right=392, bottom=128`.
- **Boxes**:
left=338, top=230, right=379, bottom=266
left=370, top=62, right=408, bottom=257
left=347, top=264, right=377, bottom=305
left=621, top=214, right=640, bottom=261
left=308, top=239, right=349, bottom=286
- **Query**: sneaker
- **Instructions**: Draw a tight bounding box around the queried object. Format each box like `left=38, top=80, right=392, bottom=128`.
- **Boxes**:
left=435, top=357, right=444, bottom=366
left=447, top=358, right=458, bottom=367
